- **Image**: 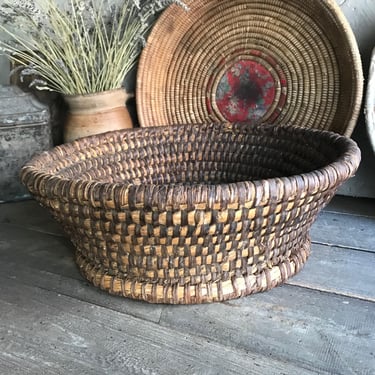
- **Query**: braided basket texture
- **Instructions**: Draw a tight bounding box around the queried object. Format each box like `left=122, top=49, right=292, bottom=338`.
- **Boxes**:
left=137, top=0, right=363, bottom=136
left=21, top=123, right=360, bottom=304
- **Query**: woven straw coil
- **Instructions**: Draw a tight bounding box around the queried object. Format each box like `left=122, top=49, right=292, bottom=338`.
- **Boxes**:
left=137, top=0, right=363, bottom=135
left=21, top=123, right=360, bottom=304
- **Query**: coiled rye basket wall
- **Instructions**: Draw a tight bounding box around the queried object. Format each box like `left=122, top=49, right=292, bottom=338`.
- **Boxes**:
left=21, top=123, right=360, bottom=304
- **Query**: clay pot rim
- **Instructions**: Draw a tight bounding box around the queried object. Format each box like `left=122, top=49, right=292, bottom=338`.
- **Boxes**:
left=63, top=87, right=128, bottom=99
left=64, top=88, right=131, bottom=113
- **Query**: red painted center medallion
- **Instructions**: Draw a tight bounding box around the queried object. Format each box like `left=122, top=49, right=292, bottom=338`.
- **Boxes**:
left=215, top=60, right=276, bottom=122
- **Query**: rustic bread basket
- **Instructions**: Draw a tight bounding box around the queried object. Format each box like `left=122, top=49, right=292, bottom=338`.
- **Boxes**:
left=21, top=123, right=360, bottom=304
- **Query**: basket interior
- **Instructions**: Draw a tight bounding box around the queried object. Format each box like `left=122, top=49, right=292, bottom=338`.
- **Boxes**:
left=50, top=124, right=341, bottom=186
left=137, top=0, right=363, bottom=136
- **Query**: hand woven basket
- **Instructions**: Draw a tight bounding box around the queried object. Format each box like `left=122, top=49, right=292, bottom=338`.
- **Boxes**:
left=21, top=123, right=360, bottom=304
left=137, top=0, right=363, bottom=136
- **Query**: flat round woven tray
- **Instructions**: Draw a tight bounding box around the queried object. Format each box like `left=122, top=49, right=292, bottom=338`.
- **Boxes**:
left=137, top=0, right=363, bottom=135
left=21, top=123, right=361, bottom=304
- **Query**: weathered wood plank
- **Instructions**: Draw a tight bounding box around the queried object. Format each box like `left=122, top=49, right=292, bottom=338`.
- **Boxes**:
left=0, top=224, right=164, bottom=324
left=0, top=199, right=63, bottom=236
left=1, top=241, right=374, bottom=374
left=0, top=223, right=78, bottom=279
left=0, top=358, right=55, bottom=375
left=0, top=262, right=164, bottom=325
left=0, top=278, right=322, bottom=375
left=287, top=243, right=375, bottom=302
left=160, top=286, right=375, bottom=375
left=0, top=336, right=59, bottom=375
left=311, top=211, right=375, bottom=252
left=325, top=196, right=375, bottom=217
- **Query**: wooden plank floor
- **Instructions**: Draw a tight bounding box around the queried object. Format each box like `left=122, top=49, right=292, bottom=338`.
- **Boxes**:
left=0, top=196, right=374, bottom=375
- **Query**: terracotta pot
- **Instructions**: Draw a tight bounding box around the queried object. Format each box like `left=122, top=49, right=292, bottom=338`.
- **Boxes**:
left=63, top=88, right=133, bottom=143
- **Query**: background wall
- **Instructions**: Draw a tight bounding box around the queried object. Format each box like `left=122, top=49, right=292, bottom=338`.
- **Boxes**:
left=0, top=0, right=374, bottom=197
left=335, top=0, right=375, bottom=198
left=0, top=56, right=8, bottom=85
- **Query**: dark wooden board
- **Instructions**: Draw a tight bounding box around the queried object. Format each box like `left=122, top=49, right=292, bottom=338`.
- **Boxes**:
left=0, top=199, right=63, bottom=236
left=0, top=262, right=163, bottom=325
left=0, top=223, right=78, bottom=279
left=326, top=196, right=375, bottom=217
left=1, top=239, right=374, bottom=374
left=288, top=243, right=375, bottom=302
left=160, top=286, right=375, bottom=375
left=0, top=277, right=321, bottom=375
left=311, top=211, right=375, bottom=252
left=0, top=223, right=163, bottom=324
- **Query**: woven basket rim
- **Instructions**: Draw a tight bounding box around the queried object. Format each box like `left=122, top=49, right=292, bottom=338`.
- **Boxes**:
left=21, top=123, right=361, bottom=209
left=136, top=0, right=363, bottom=136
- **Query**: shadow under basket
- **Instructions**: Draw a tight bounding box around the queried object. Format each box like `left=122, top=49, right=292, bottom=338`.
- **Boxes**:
left=21, top=123, right=360, bottom=304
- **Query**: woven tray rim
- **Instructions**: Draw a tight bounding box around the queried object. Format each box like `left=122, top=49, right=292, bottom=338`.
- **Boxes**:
left=321, top=0, right=364, bottom=135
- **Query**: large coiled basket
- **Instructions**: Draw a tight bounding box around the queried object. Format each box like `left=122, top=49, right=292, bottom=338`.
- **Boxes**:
left=21, top=123, right=360, bottom=304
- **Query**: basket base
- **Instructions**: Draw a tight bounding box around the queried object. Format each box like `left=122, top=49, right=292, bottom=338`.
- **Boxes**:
left=76, top=238, right=310, bottom=304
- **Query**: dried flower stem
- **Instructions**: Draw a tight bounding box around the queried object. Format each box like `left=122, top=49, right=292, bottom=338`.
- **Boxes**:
left=0, top=0, right=187, bottom=94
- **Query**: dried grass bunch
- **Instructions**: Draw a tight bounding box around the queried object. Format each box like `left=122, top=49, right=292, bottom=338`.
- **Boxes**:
left=0, top=0, right=187, bottom=95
